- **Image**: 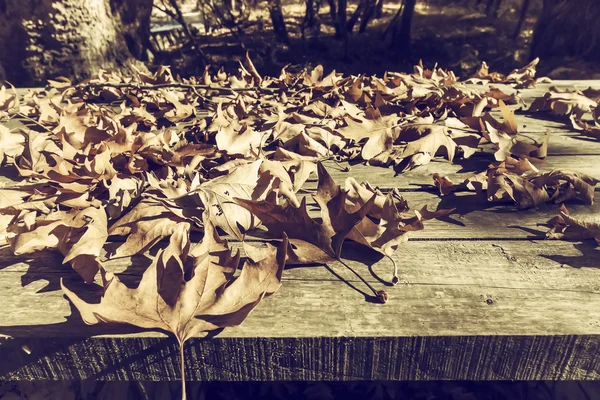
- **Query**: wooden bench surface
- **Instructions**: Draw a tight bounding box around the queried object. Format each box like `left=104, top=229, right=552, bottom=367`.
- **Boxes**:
left=1, top=81, right=600, bottom=381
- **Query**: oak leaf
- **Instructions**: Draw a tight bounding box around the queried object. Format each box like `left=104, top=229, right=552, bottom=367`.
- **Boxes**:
left=236, top=163, right=376, bottom=263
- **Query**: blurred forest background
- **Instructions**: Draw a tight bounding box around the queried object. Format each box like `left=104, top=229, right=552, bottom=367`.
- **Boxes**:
left=0, top=0, right=599, bottom=86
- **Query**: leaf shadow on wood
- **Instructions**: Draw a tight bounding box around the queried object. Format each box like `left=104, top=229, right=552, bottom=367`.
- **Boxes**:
left=429, top=192, right=498, bottom=227
left=0, top=248, right=65, bottom=293
left=539, top=241, right=600, bottom=269
left=323, top=263, right=381, bottom=304
left=516, top=111, right=569, bottom=127
left=0, top=271, right=223, bottom=380
left=505, top=225, right=548, bottom=238
left=0, top=299, right=158, bottom=380
left=0, top=243, right=156, bottom=293
left=339, top=242, right=393, bottom=287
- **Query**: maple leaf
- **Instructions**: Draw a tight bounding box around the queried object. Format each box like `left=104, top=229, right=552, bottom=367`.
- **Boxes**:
left=571, top=115, right=600, bottom=140
left=531, top=170, right=599, bottom=205
left=0, top=126, right=25, bottom=165
left=62, top=222, right=287, bottom=388
left=0, top=85, right=20, bottom=120
left=487, top=168, right=550, bottom=209
left=236, top=163, right=375, bottom=260
left=336, top=114, right=401, bottom=144
left=108, top=200, right=192, bottom=259
left=530, top=90, right=597, bottom=120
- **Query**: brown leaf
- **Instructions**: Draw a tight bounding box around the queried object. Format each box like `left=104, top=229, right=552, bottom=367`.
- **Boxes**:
left=8, top=206, right=108, bottom=282
left=530, top=90, right=597, bottom=120
left=235, top=163, right=375, bottom=262
left=109, top=200, right=191, bottom=258
left=532, top=170, right=599, bottom=205
left=546, top=205, right=600, bottom=243
left=62, top=222, right=288, bottom=343
left=0, top=126, right=25, bottom=165
left=487, top=168, right=549, bottom=209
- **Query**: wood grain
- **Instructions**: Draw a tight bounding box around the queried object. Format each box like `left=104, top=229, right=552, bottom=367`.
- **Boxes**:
left=2, top=335, right=598, bottom=381
left=1, top=239, right=599, bottom=380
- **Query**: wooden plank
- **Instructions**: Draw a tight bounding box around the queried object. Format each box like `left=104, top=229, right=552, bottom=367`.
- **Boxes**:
left=2, top=168, right=597, bottom=240
left=1, top=335, right=598, bottom=381
left=0, top=240, right=599, bottom=380
left=320, top=156, right=600, bottom=190
left=2, top=240, right=599, bottom=290
left=1, top=82, right=599, bottom=382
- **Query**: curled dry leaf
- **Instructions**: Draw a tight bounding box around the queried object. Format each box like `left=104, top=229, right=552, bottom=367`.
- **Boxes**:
left=530, top=90, right=597, bottom=120
left=7, top=206, right=108, bottom=282
left=571, top=115, right=600, bottom=140
left=235, top=163, right=375, bottom=263
left=344, top=177, right=454, bottom=282
left=108, top=200, right=192, bottom=259
left=0, top=126, right=25, bottom=165
left=467, top=58, right=544, bottom=86
left=546, top=205, right=600, bottom=243
left=433, top=159, right=599, bottom=210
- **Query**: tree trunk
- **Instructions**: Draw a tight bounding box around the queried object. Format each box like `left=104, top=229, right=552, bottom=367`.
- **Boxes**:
left=327, top=0, right=337, bottom=23
left=347, top=0, right=366, bottom=33
left=0, top=0, right=153, bottom=86
left=302, top=0, right=319, bottom=39
left=335, top=0, right=347, bottom=40
left=375, top=0, right=385, bottom=18
left=358, top=0, right=377, bottom=33
left=513, top=0, right=530, bottom=39
left=394, top=0, right=416, bottom=54
left=485, top=0, right=502, bottom=17
left=268, top=0, right=290, bottom=44
left=530, top=0, right=600, bottom=62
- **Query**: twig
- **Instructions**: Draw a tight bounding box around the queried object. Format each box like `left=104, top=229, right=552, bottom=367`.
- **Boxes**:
left=81, top=82, right=280, bottom=94
left=15, top=112, right=51, bottom=132
left=155, top=0, right=211, bottom=66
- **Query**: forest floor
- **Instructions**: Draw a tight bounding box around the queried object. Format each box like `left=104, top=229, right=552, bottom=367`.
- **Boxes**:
left=150, top=0, right=600, bottom=80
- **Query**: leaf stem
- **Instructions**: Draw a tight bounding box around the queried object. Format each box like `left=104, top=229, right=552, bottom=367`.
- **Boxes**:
left=179, top=340, right=186, bottom=400
left=388, top=254, right=399, bottom=285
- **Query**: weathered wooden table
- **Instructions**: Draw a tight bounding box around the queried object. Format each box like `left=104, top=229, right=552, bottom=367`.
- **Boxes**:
left=1, top=82, right=599, bottom=381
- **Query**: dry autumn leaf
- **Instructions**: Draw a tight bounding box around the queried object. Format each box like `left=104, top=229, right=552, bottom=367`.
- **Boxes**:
left=344, top=177, right=454, bottom=283
left=546, top=205, right=600, bottom=243
left=235, top=163, right=388, bottom=302
left=7, top=206, right=108, bottom=282
left=62, top=222, right=288, bottom=391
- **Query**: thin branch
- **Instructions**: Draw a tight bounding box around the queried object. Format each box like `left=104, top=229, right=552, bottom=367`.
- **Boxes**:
left=15, top=112, right=51, bottom=132
left=81, top=82, right=280, bottom=94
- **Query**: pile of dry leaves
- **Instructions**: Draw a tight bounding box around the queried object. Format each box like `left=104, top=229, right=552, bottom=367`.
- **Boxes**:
left=1, top=56, right=599, bottom=392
